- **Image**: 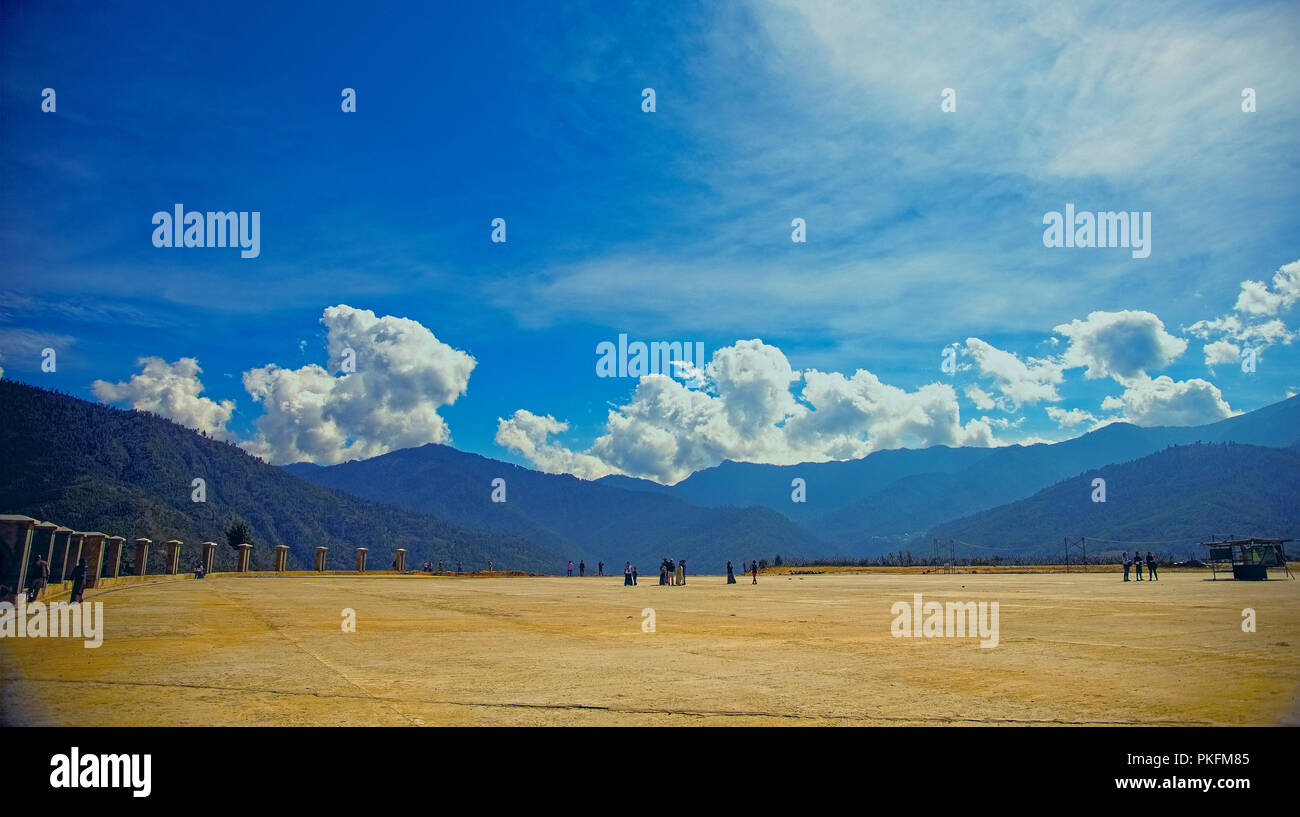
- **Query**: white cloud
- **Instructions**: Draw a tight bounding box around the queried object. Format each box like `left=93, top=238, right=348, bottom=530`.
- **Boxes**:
left=1054, top=310, right=1186, bottom=381
left=1234, top=260, right=1300, bottom=316
left=1188, top=260, right=1299, bottom=362
left=92, top=357, right=235, bottom=438
left=963, top=337, right=1062, bottom=408
left=1202, top=340, right=1240, bottom=367
left=1045, top=406, right=1100, bottom=429
left=240, top=305, right=475, bottom=464
left=497, top=339, right=995, bottom=484
left=1101, top=374, right=1236, bottom=427
left=494, top=410, right=613, bottom=480
left=1234, top=280, right=1284, bottom=316
left=964, top=384, right=996, bottom=411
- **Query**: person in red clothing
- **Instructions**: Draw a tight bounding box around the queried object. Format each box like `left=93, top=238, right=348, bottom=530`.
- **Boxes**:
left=751, top=560, right=758, bottom=584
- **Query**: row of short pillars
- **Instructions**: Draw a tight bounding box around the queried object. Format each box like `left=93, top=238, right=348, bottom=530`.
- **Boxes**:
left=131, top=538, right=190, bottom=576
left=169, top=543, right=404, bottom=573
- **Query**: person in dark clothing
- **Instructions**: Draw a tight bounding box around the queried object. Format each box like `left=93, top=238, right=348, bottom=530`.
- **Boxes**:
left=598, top=561, right=604, bottom=577
left=751, top=560, right=758, bottom=584
left=727, top=561, right=736, bottom=584
left=579, top=560, right=586, bottom=577
left=659, top=561, right=668, bottom=585
left=69, top=559, right=88, bottom=603
left=194, top=560, right=206, bottom=580
left=1146, top=551, right=1159, bottom=581
left=1133, top=551, right=1143, bottom=581
left=624, top=562, right=633, bottom=586
left=666, top=558, right=676, bottom=586
left=632, top=565, right=638, bottom=585
left=26, top=554, right=49, bottom=602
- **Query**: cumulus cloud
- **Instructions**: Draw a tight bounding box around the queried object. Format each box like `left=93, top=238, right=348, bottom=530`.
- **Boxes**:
left=1234, top=260, right=1300, bottom=316
left=963, top=337, right=1062, bottom=408
left=1054, top=310, right=1187, bottom=381
left=92, top=357, right=235, bottom=438
left=1188, top=260, right=1299, bottom=361
left=1202, top=340, right=1240, bottom=367
left=1045, top=406, right=1102, bottom=429
left=1235, top=280, right=1285, bottom=316
left=964, top=384, right=996, bottom=411
left=1101, top=374, right=1236, bottom=427
left=497, top=339, right=995, bottom=484
left=92, top=306, right=476, bottom=465
left=240, top=305, right=475, bottom=464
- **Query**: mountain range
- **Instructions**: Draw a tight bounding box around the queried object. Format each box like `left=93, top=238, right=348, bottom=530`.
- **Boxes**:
left=3, top=378, right=1298, bottom=572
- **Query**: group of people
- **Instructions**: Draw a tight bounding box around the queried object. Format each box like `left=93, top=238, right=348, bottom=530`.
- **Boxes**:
left=1122, top=551, right=1160, bottom=581
left=420, top=560, right=467, bottom=573
left=611, top=558, right=764, bottom=586
left=565, top=560, right=606, bottom=577
left=21, top=553, right=88, bottom=603
left=726, top=560, right=759, bottom=584
left=658, top=558, right=688, bottom=585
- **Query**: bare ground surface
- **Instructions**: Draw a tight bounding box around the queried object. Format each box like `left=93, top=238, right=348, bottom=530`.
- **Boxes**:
left=2, top=572, right=1296, bottom=726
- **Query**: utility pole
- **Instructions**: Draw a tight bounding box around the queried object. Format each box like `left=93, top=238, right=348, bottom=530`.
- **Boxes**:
left=933, top=538, right=955, bottom=574
left=1063, top=536, right=1087, bottom=574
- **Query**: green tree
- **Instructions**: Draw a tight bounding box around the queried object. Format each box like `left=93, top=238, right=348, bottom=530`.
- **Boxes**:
left=224, top=520, right=253, bottom=551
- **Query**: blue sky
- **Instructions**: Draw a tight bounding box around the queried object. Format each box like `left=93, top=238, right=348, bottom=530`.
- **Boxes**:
left=2, top=1, right=1298, bottom=482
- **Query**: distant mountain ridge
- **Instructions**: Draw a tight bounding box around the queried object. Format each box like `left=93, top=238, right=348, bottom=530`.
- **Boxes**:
left=284, top=443, right=829, bottom=573
left=921, top=442, right=1300, bottom=559
left=601, top=396, right=1300, bottom=553
left=285, top=394, right=1300, bottom=563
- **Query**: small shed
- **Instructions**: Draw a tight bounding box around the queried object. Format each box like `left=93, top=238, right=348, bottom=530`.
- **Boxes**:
left=1201, top=538, right=1293, bottom=580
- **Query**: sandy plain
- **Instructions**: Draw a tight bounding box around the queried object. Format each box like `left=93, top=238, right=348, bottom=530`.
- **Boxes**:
left=2, top=570, right=1296, bottom=726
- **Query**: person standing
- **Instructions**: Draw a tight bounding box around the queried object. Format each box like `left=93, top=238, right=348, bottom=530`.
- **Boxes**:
left=659, top=560, right=668, bottom=585
left=598, top=561, right=604, bottom=577
left=727, top=561, right=736, bottom=584
left=1133, top=551, right=1143, bottom=581
left=1146, top=551, right=1159, bottom=581
left=579, top=560, right=586, bottom=577
left=624, top=562, right=633, bottom=586
left=667, top=558, right=676, bottom=586
left=632, top=565, right=638, bottom=585
left=1122, top=552, right=1131, bottom=581
left=566, top=560, right=573, bottom=577
left=751, top=560, right=758, bottom=585
left=26, top=554, right=49, bottom=602
left=69, top=558, right=88, bottom=604
left=488, top=560, right=493, bottom=573
left=677, top=559, right=686, bottom=586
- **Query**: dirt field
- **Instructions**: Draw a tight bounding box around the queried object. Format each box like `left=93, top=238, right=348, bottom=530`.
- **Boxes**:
left=2, top=571, right=1296, bottom=726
